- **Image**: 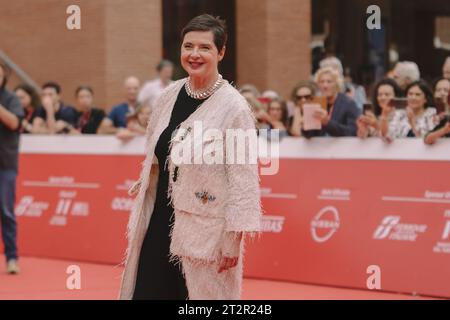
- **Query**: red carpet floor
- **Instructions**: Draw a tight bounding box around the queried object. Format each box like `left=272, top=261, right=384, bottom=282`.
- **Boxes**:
left=0, top=255, right=437, bottom=300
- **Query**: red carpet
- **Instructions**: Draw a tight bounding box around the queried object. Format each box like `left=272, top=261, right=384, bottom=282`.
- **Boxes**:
left=0, top=255, right=437, bottom=300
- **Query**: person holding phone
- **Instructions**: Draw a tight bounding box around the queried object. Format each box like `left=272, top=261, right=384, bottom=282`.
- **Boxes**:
left=384, top=80, right=438, bottom=140
left=357, top=78, right=402, bottom=139
left=312, top=67, right=360, bottom=137
left=289, top=81, right=318, bottom=137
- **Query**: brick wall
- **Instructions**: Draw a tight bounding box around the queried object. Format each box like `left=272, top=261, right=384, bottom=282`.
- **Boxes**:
left=1, top=0, right=311, bottom=107
left=236, top=0, right=311, bottom=100
left=0, top=0, right=162, bottom=111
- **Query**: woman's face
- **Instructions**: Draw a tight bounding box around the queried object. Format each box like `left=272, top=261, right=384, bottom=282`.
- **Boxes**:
left=295, top=87, right=313, bottom=106
left=377, top=84, right=395, bottom=110
left=181, top=31, right=225, bottom=80
left=76, top=89, right=93, bottom=111
left=434, top=79, right=450, bottom=101
left=15, top=88, right=32, bottom=108
left=137, top=106, right=151, bottom=127
left=407, top=85, right=426, bottom=111
left=317, top=73, right=338, bottom=98
left=268, top=101, right=283, bottom=121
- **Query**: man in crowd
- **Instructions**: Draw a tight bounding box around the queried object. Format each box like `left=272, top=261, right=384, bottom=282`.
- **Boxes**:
left=0, top=63, right=24, bottom=274
left=98, top=76, right=140, bottom=134
left=33, top=82, right=78, bottom=134
left=138, top=59, right=174, bottom=109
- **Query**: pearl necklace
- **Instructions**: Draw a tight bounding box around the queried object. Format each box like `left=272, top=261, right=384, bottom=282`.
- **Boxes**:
left=185, top=74, right=224, bottom=100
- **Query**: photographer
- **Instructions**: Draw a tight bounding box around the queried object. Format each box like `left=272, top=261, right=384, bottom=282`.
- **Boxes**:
left=0, top=63, right=24, bottom=274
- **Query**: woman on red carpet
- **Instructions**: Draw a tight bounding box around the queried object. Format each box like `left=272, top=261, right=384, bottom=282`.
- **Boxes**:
left=119, top=14, right=262, bottom=300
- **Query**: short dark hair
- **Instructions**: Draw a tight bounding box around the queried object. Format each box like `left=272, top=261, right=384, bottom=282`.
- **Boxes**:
left=75, top=85, right=94, bottom=97
left=372, top=78, right=402, bottom=116
left=156, top=59, right=174, bottom=72
left=405, top=80, right=434, bottom=108
left=42, top=81, right=61, bottom=94
left=181, top=14, right=228, bottom=52
left=14, top=83, right=41, bottom=109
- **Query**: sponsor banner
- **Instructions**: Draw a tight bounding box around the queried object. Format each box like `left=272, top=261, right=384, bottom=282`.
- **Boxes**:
left=14, top=154, right=140, bottom=264
left=244, top=158, right=450, bottom=298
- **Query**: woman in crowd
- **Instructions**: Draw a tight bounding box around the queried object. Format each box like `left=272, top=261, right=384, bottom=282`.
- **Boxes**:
left=116, top=104, right=151, bottom=140
left=424, top=78, right=450, bottom=144
left=432, top=77, right=450, bottom=117
left=264, top=97, right=291, bottom=139
left=70, top=85, right=105, bottom=134
left=14, top=84, right=42, bottom=134
left=357, top=78, right=402, bottom=139
left=289, top=81, right=317, bottom=137
left=244, top=95, right=268, bottom=131
left=312, top=66, right=360, bottom=137
left=383, top=80, right=438, bottom=140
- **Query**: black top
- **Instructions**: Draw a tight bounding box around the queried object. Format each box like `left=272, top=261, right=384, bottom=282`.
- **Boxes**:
left=0, top=89, right=24, bottom=172
left=74, top=108, right=105, bottom=134
left=154, top=86, right=206, bottom=174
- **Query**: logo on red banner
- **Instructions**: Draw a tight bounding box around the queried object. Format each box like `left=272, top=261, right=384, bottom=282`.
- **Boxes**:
left=433, top=210, right=450, bottom=254
left=310, top=206, right=340, bottom=243
left=261, top=215, right=285, bottom=233
left=373, top=215, right=427, bottom=241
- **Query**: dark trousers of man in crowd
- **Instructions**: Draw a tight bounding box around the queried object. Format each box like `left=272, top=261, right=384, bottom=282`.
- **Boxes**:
left=0, top=169, right=18, bottom=263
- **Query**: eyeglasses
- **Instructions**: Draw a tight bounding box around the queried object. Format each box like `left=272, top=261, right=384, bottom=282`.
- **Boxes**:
left=296, top=94, right=312, bottom=101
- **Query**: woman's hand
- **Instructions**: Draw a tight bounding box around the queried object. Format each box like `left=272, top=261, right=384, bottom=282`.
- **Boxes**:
left=116, top=128, right=136, bottom=141
left=424, top=122, right=450, bottom=145
left=313, top=109, right=330, bottom=126
left=357, top=116, right=369, bottom=138
left=406, top=107, right=416, bottom=126
left=218, top=256, right=239, bottom=273
left=359, top=112, right=379, bottom=131
left=257, top=109, right=271, bottom=123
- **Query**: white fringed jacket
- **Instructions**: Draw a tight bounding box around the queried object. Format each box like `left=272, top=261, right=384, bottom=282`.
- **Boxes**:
left=119, top=78, right=262, bottom=299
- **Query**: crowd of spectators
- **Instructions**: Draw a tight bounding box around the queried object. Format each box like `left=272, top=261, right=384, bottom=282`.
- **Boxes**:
left=3, top=56, right=450, bottom=145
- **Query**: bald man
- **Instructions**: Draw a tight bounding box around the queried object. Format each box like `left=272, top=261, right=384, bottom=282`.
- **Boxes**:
left=98, top=76, right=140, bottom=134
